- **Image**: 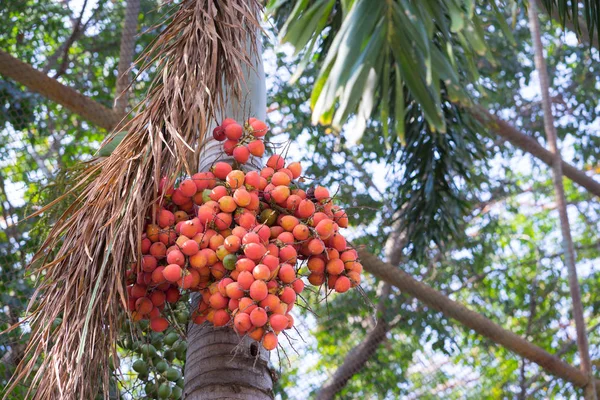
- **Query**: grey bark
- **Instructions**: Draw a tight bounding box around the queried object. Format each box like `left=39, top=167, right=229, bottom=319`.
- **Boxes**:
left=527, top=3, right=596, bottom=398
left=114, top=0, right=141, bottom=116
left=184, top=34, right=271, bottom=400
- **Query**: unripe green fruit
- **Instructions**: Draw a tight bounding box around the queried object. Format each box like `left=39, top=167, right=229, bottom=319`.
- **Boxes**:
left=132, top=359, right=148, bottom=375
left=176, top=310, right=189, bottom=324
left=138, top=372, right=149, bottom=381
left=156, top=360, right=168, bottom=373
left=259, top=209, right=278, bottom=226
left=165, top=367, right=181, bottom=382
left=140, top=344, right=157, bottom=358
left=172, top=386, right=183, bottom=399
left=164, top=332, right=179, bottom=346
left=176, top=348, right=186, bottom=361
left=145, top=382, right=157, bottom=396
left=158, top=383, right=172, bottom=399
left=163, top=349, right=176, bottom=362
left=202, top=189, right=212, bottom=203
left=223, top=254, right=237, bottom=270
left=176, top=377, right=184, bottom=388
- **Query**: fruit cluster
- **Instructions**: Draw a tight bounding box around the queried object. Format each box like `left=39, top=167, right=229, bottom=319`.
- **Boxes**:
left=125, top=118, right=362, bottom=351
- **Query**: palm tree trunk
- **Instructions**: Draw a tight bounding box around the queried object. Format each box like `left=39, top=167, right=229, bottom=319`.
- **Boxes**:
left=183, top=33, right=273, bottom=399
left=527, top=3, right=595, bottom=397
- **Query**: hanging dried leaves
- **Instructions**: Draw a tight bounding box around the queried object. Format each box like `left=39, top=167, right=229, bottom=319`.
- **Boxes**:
left=5, top=0, right=262, bottom=398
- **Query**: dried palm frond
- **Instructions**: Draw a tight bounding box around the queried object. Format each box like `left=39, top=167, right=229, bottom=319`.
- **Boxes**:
left=4, top=0, right=262, bottom=398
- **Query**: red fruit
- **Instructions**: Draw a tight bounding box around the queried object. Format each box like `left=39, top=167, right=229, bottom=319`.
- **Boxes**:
left=146, top=224, right=160, bottom=242
left=262, top=332, right=278, bottom=350
left=135, top=297, right=153, bottom=315
left=326, top=259, right=345, bottom=275
left=280, top=215, right=299, bottom=232
left=237, top=271, right=255, bottom=290
left=225, top=123, right=243, bottom=140
left=286, top=195, right=302, bottom=212
left=181, top=239, right=199, bottom=256
left=211, top=262, right=226, bottom=279
left=167, top=250, right=185, bottom=267
left=314, top=186, right=330, bottom=202
left=222, top=118, right=236, bottom=127
left=329, top=233, right=347, bottom=252
left=292, top=224, right=310, bottom=241
left=278, top=264, right=296, bottom=284
left=213, top=162, right=233, bottom=180
left=180, top=220, right=199, bottom=238
left=150, top=291, right=166, bottom=307
left=271, top=171, right=291, bottom=186
left=141, top=255, right=157, bottom=272
left=244, top=243, right=267, bottom=261
left=296, top=199, right=316, bottom=219
left=269, top=314, right=288, bottom=332
left=234, top=313, right=253, bottom=333
left=149, top=307, right=161, bottom=319
left=225, top=282, right=245, bottom=299
left=141, top=238, right=152, bottom=254
left=209, top=292, right=228, bottom=309
left=165, top=287, right=180, bottom=303
left=279, top=287, right=296, bottom=304
left=334, top=276, right=351, bottom=293
left=223, top=235, right=241, bottom=252
left=253, top=264, right=271, bottom=281
left=233, top=146, right=250, bottom=164
left=250, top=120, right=268, bottom=137
left=249, top=307, right=268, bottom=327
left=213, top=125, right=226, bottom=141
left=226, top=170, right=245, bottom=189
left=218, top=195, right=237, bottom=213
left=233, top=188, right=251, bottom=207
left=266, top=155, right=285, bottom=170
left=171, top=189, right=190, bottom=206
left=259, top=294, right=280, bottom=311
left=292, top=278, right=305, bottom=294
left=244, top=170, right=261, bottom=189
left=277, top=231, right=294, bottom=245
left=189, top=252, right=208, bottom=269
left=158, top=209, right=176, bottom=228
left=249, top=280, right=268, bottom=301
left=308, top=273, right=325, bottom=286
left=179, top=179, right=197, bottom=197
left=150, top=317, right=169, bottom=332
left=236, top=258, right=256, bottom=272
left=271, top=186, right=291, bottom=204
left=239, top=297, right=257, bottom=314
left=223, top=139, right=238, bottom=155
left=213, top=309, right=231, bottom=327
left=287, top=162, right=302, bottom=179
left=248, top=327, right=264, bottom=341
left=247, top=140, right=265, bottom=157
left=315, top=219, right=335, bottom=240
left=279, top=245, right=298, bottom=264
left=213, top=212, right=231, bottom=231
left=262, top=255, right=279, bottom=271
left=163, top=264, right=183, bottom=283
left=151, top=267, right=167, bottom=284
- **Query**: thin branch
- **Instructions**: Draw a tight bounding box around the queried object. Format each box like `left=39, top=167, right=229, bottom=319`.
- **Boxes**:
left=469, top=105, right=600, bottom=198
left=528, top=3, right=596, bottom=398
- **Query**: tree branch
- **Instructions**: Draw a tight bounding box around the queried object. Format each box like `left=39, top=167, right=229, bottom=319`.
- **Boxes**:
left=528, top=3, right=596, bottom=398
left=357, top=248, right=600, bottom=394
left=470, top=105, right=600, bottom=198
left=0, top=49, right=121, bottom=130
